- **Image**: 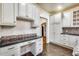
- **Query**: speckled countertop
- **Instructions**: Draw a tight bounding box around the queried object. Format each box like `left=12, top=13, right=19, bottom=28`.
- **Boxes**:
left=0, top=34, right=42, bottom=47
left=61, top=33, right=79, bottom=36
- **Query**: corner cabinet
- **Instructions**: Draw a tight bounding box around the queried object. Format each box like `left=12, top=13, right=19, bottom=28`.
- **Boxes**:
left=0, top=3, right=17, bottom=26
left=62, top=7, right=79, bottom=27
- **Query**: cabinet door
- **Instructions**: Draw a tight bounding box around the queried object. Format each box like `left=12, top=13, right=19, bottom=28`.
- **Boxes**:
left=68, top=35, right=76, bottom=47
left=28, top=4, right=33, bottom=18
left=32, top=5, right=40, bottom=26
left=34, top=7, right=40, bottom=26
left=49, top=16, right=55, bottom=42
left=54, top=24, right=62, bottom=43
left=0, top=45, right=19, bottom=56
left=63, top=11, right=71, bottom=27
left=61, top=35, right=76, bottom=48
left=63, top=10, right=73, bottom=27
left=2, top=3, right=15, bottom=25
left=35, top=38, right=43, bottom=55
left=63, top=35, right=70, bottom=46
left=19, top=3, right=28, bottom=17
left=54, top=13, right=61, bottom=23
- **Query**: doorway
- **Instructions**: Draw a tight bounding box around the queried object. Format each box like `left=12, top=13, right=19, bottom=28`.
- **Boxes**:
left=40, top=17, right=47, bottom=53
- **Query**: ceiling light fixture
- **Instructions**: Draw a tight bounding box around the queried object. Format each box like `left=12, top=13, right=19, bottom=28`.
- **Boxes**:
left=57, top=5, right=62, bottom=10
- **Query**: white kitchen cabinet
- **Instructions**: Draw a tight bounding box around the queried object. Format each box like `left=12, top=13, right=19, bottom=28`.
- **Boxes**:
left=54, top=13, right=62, bottom=23
left=60, top=35, right=76, bottom=48
left=62, top=8, right=79, bottom=27
left=19, top=40, right=35, bottom=56
left=18, top=3, right=40, bottom=27
left=68, top=35, right=76, bottom=47
left=31, top=38, right=43, bottom=56
left=72, top=7, right=79, bottom=27
left=18, top=3, right=33, bottom=18
left=52, top=23, right=62, bottom=44
left=49, top=16, right=55, bottom=42
left=0, top=44, right=19, bottom=56
left=18, top=3, right=28, bottom=17
left=61, top=35, right=70, bottom=47
left=0, top=3, right=16, bottom=26
left=32, top=5, right=40, bottom=26
left=0, top=39, right=43, bottom=56
left=35, top=38, right=43, bottom=55
left=50, top=13, right=62, bottom=43
left=62, top=10, right=73, bottom=27
left=49, top=16, right=55, bottom=24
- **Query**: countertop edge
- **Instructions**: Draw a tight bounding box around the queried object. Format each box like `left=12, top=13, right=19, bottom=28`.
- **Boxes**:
left=0, top=36, right=42, bottom=48
left=61, top=33, right=79, bottom=36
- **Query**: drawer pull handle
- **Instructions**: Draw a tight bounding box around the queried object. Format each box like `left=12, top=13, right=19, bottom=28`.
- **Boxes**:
left=11, top=54, right=15, bottom=56
left=8, top=47, right=14, bottom=50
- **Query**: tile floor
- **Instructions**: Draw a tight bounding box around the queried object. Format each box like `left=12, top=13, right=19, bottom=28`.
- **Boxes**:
left=42, top=43, right=73, bottom=56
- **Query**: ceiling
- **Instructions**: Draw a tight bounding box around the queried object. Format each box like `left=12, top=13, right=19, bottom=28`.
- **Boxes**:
left=37, top=3, right=78, bottom=14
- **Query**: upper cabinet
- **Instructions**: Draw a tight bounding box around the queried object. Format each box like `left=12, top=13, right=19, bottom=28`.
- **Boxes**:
left=32, top=5, right=40, bottom=27
left=18, top=3, right=40, bottom=27
left=0, top=3, right=17, bottom=26
left=72, top=7, right=79, bottom=27
left=18, top=3, right=29, bottom=17
left=62, top=10, right=73, bottom=27
left=54, top=13, right=62, bottom=24
left=62, top=6, right=79, bottom=27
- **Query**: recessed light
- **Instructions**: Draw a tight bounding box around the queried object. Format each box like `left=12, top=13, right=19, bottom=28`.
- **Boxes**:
left=57, top=5, right=62, bottom=10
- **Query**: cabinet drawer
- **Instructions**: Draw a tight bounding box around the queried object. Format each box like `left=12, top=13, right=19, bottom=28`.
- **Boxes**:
left=0, top=50, right=17, bottom=56
left=0, top=45, right=17, bottom=55
left=0, top=45, right=16, bottom=51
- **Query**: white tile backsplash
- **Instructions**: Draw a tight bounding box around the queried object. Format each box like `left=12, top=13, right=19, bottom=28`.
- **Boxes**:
left=1, top=20, right=36, bottom=36
left=63, top=28, right=79, bottom=34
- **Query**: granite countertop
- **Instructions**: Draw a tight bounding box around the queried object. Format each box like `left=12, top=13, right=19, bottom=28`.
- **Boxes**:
left=0, top=34, right=42, bottom=47
left=61, top=33, right=79, bottom=36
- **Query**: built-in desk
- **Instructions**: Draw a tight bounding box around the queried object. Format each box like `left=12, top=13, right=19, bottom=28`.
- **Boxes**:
left=0, top=38, right=43, bottom=56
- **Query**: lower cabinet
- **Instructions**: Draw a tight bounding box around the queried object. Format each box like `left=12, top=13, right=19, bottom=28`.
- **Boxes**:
left=60, top=35, right=76, bottom=49
left=31, top=38, right=43, bottom=56
left=52, top=34, right=77, bottom=49
left=67, top=35, right=76, bottom=47
left=0, top=45, right=19, bottom=56
left=0, top=38, right=43, bottom=56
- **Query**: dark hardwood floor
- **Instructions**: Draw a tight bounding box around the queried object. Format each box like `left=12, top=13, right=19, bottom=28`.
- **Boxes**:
left=22, top=43, right=73, bottom=56
left=42, top=43, right=73, bottom=56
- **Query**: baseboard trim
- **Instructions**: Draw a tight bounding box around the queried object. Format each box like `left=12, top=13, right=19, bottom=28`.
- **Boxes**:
left=50, top=42, right=73, bottom=50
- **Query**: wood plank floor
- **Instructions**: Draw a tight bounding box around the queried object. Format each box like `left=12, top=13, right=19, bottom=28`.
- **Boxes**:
left=42, top=43, right=73, bottom=56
